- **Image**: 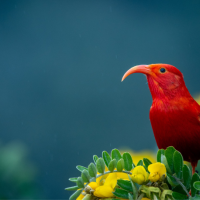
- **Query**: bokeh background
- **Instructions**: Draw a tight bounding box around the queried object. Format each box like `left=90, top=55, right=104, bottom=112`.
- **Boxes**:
left=1, top=0, right=200, bottom=199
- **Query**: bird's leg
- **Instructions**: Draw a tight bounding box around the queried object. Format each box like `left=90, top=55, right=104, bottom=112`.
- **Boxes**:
left=191, top=161, right=198, bottom=174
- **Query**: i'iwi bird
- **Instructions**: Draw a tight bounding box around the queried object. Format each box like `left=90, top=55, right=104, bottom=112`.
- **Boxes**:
left=122, top=64, right=200, bottom=174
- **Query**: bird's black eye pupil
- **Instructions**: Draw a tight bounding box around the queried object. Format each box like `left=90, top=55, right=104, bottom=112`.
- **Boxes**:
left=160, top=68, right=166, bottom=73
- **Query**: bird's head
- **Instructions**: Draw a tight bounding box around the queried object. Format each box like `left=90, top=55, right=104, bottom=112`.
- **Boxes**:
left=122, top=64, right=189, bottom=100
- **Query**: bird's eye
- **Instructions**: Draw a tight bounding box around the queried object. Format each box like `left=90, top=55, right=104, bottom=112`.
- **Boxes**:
left=160, top=68, right=166, bottom=73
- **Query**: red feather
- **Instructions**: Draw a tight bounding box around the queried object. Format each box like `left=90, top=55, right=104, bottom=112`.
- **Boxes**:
left=122, top=64, right=200, bottom=173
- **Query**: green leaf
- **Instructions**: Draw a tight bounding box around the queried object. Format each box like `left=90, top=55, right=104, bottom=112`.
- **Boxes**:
left=193, top=194, right=200, bottom=200
left=113, top=188, right=129, bottom=199
left=161, top=154, right=172, bottom=174
left=173, top=185, right=187, bottom=195
left=194, top=181, right=200, bottom=191
left=88, top=163, right=97, bottom=178
left=123, top=152, right=133, bottom=171
left=108, top=159, right=117, bottom=172
left=136, top=159, right=143, bottom=166
left=96, top=158, right=105, bottom=173
left=128, top=175, right=137, bottom=200
left=160, top=190, right=173, bottom=200
left=69, top=189, right=83, bottom=200
left=69, top=177, right=78, bottom=182
left=183, top=164, right=192, bottom=189
left=140, top=185, right=150, bottom=198
left=65, top=185, right=80, bottom=191
left=76, top=177, right=84, bottom=188
left=128, top=193, right=134, bottom=200
left=149, top=187, right=161, bottom=197
left=102, top=151, right=111, bottom=167
left=191, top=173, right=200, bottom=197
left=117, top=179, right=133, bottom=192
left=111, top=149, right=122, bottom=162
left=172, top=192, right=188, bottom=200
left=117, top=158, right=124, bottom=172
left=157, top=149, right=165, bottom=162
left=76, top=165, right=88, bottom=172
left=166, top=173, right=178, bottom=187
left=173, top=151, right=183, bottom=179
left=81, top=169, right=91, bottom=183
left=165, top=146, right=175, bottom=173
left=93, top=155, right=98, bottom=164
left=143, top=158, right=152, bottom=170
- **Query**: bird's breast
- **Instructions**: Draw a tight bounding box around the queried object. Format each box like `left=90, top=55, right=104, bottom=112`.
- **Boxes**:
left=149, top=98, right=200, bottom=161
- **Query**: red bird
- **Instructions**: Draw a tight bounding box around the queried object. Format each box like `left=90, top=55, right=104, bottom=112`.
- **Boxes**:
left=122, top=64, right=200, bottom=174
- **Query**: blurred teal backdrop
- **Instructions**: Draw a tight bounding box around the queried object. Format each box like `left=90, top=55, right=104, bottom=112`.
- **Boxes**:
left=1, top=0, right=200, bottom=199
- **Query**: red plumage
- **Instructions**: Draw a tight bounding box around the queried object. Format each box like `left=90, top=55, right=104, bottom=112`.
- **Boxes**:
left=122, top=64, right=200, bottom=174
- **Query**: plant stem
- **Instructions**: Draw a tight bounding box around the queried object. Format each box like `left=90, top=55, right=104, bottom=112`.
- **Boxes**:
left=172, top=176, right=190, bottom=197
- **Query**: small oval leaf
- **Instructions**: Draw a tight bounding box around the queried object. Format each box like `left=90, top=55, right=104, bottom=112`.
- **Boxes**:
left=136, top=159, right=143, bottom=166
left=108, top=159, right=117, bottom=172
left=76, top=165, right=88, bottom=172
left=93, top=155, right=98, bottom=164
left=143, top=158, right=152, bottom=171
left=113, top=188, right=129, bottom=199
left=191, top=173, right=200, bottom=197
left=173, top=151, right=183, bottom=179
left=193, top=181, right=200, bottom=191
left=117, top=158, right=124, bottom=172
left=117, top=179, right=132, bottom=192
left=76, top=177, right=84, bottom=188
left=96, top=158, right=105, bottom=173
left=157, top=149, right=164, bottom=162
left=69, top=177, right=78, bottom=182
left=183, top=164, right=191, bottom=190
left=81, top=169, right=91, bottom=183
left=102, top=151, right=111, bottom=167
left=65, top=185, right=80, bottom=191
left=123, top=152, right=133, bottom=171
left=88, top=163, right=97, bottom=177
left=161, top=154, right=172, bottom=174
left=69, top=189, right=83, bottom=200
left=164, top=146, right=175, bottom=174
left=111, top=149, right=122, bottom=162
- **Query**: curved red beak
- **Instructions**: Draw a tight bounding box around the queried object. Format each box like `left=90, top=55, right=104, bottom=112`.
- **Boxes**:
left=121, top=65, right=151, bottom=82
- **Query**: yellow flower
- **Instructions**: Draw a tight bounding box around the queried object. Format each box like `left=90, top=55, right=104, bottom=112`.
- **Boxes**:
left=76, top=173, right=118, bottom=199
left=76, top=182, right=98, bottom=200
left=94, top=173, right=117, bottom=198
left=76, top=149, right=156, bottom=200
left=76, top=193, right=84, bottom=200
left=141, top=198, right=150, bottom=200
left=131, top=166, right=149, bottom=184
left=148, top=162, right=166, bottom=182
